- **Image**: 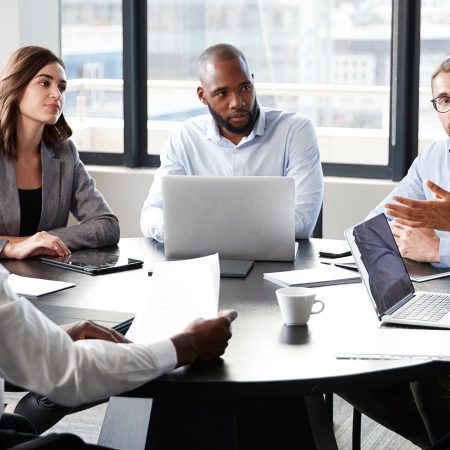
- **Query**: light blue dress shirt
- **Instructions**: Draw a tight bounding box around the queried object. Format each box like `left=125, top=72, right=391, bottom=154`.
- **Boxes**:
left=140, top=107, right=323, bottom=242
left=370, top=138, right=450, bottom=266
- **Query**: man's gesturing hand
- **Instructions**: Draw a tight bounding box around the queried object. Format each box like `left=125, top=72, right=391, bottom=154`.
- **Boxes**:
left=170, top=309, right=238, bottom=367
left=385, top=180, right=450, bottom=231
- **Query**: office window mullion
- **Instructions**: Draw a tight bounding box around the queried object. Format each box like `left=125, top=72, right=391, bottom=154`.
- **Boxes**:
left=123, top=0, right=148, bottom=168
left=389, top=0, right=421, bottom=181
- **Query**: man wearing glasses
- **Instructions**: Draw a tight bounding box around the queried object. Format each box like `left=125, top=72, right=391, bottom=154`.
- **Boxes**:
left=341, top=57, right=450, bottom=449
left=369, top=56, right=450, bottom=268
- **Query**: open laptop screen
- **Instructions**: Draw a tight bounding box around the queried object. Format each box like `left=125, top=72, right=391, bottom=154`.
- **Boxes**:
left=162, top=175, right=295, bottom=261
left=345, top=214, right=414, bottom=317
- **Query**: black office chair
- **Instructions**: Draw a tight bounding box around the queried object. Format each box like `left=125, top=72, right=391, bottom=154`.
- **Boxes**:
left=428, top=431, right=450, bottom=450
left=9, top=434, right=88, bottom=449
left=312, top=205, right=323, bottom=239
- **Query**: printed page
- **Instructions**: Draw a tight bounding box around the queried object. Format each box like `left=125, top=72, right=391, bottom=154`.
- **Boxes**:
left=126, top=254, right=220, bottom=344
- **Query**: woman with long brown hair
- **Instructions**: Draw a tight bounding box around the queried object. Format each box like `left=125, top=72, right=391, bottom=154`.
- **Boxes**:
left=0, top=46, right=119, bottom=260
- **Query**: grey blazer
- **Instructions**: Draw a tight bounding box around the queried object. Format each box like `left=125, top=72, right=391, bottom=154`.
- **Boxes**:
left=0, top=140, right=120, bottom=250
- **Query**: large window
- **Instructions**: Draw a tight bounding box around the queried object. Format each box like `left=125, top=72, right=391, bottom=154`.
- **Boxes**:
left=57, top=0, right=423, bottom=180
left=61, top=0, right=124, bottom=155
left=418, top=0, right=450, bottom=150
left=146, top=0, right=392, bottom=166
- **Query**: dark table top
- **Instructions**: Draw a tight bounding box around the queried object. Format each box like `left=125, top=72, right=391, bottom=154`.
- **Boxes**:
left=4, top=237, right=450, bottom=397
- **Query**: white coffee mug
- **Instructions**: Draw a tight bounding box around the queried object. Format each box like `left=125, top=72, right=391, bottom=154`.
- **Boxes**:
left=276, top=287, right=325, bottom=325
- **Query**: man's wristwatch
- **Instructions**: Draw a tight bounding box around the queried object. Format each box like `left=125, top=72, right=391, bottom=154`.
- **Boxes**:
left=0, top=239, right=9, bottom=257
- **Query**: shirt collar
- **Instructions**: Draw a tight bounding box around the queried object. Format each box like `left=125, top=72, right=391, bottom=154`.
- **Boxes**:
left=205, top=104, right=266, bottom=144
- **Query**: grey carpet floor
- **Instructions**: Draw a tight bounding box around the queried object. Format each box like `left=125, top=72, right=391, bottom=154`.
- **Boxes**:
left=4, top=392, right=418, bottom=449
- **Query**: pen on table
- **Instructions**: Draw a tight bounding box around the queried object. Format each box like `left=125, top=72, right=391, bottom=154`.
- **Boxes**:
left=335, top=353, right=450, bottom=361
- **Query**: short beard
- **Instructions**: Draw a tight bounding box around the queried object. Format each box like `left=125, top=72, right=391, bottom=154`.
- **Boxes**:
left=207, top=101, right=260, bottom=136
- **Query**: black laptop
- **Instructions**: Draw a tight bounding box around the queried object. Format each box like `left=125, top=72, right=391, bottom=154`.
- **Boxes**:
left=41, top=249, right=143, bottom=275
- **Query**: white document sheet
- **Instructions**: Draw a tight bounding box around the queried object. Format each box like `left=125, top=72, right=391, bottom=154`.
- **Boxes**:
left=8, top=274, right=75, bottom=297
left=126, top=254, right=220, bottom=344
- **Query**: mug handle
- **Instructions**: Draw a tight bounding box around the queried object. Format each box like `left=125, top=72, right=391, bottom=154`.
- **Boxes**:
left=311, top=299, right=325, bottom=314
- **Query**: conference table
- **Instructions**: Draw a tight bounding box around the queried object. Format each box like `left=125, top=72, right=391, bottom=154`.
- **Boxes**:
left=3, top=238, right=450, bottom=450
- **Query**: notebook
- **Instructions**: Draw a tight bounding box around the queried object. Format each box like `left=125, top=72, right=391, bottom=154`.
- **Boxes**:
left=345, top=214, right=450, bottom=328
left=263, top=266, right=361, bottom=288
left=162, top=175, right=296, bottom=261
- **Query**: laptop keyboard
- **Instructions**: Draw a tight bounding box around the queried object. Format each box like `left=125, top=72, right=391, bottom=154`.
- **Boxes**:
left=392, top=292, right=450, bottom=322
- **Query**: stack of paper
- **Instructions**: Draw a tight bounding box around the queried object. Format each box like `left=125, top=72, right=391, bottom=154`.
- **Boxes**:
left=126, top=254, right=220, bottom=344
left=8, top=274, right=75, bottom=297
left=263, top=266, right=361, bottom=288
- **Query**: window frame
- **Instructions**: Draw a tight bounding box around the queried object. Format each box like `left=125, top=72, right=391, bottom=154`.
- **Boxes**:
left=77, top=0, right=421, bottom=181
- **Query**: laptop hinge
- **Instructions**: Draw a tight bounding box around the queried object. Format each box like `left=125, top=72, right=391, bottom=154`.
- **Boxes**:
left=383, top=292, right=415, bottom=316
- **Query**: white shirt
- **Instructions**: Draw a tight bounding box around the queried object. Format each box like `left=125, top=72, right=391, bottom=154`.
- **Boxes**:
left=370, top=138, right=450, bottom=266
left=0, top=265, right=177, bottom=410
left=141, top=108, right=323, bottom=242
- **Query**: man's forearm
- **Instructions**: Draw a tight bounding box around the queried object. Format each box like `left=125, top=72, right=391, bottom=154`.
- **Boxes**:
left=0, top=268, right=177, bottom=406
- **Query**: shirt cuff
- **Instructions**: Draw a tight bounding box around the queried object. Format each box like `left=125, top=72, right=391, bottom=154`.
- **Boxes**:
left=146, top=339, right=178, bottom=372
left=439, top=238, right=450, bottom=267
left=0, top=240, right=8, bottom=257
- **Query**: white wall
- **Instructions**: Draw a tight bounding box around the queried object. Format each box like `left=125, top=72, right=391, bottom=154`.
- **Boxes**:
left=87, top=167, right=396, bottom=239
left=18, top=0, right=60, bottom=55
left=0, top=1, right=20, bottom=66
left=86, top=166, right=155, bottom=238
left=323, top=177, right=395, bottom=239
left=0, top=0, right=60, bottom=71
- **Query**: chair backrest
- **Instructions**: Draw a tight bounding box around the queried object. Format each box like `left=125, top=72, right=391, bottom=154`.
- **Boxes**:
left=312, top=205, right=323, bottom=238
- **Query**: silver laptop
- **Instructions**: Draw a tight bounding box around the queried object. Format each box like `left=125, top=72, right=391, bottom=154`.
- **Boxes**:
left=345, top=213, right=450, bottom=329
left=162, top=175, right=296, bottom=261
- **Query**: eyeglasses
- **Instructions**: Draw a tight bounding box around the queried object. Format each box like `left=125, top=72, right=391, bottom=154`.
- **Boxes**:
left=431, top=96, right=450, bottom=113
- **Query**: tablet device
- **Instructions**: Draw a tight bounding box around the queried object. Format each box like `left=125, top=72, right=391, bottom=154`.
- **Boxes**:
left=40, top=249, right=143, bottom=275
left=148, top=259, right=255, bottom=278
left=403, top=258, right=450, bottom=282
left=219, top=259, right=255, bottom=278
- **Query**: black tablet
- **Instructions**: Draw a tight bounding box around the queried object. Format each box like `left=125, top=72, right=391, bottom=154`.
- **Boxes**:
left=219, top=259, right=254, bottom=278
left=40, top=249, right=143, bottom=275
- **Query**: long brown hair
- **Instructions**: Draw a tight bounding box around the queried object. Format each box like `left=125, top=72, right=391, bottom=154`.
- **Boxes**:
left=0, top=46, right=72, bottom=159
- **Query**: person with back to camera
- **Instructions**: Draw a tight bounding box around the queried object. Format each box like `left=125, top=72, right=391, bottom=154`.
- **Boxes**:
left=0, top=263, right=237, bottom=449
left=140, top=43, right=323, bottom=242
left=0, top=46, right=119, bottom=262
